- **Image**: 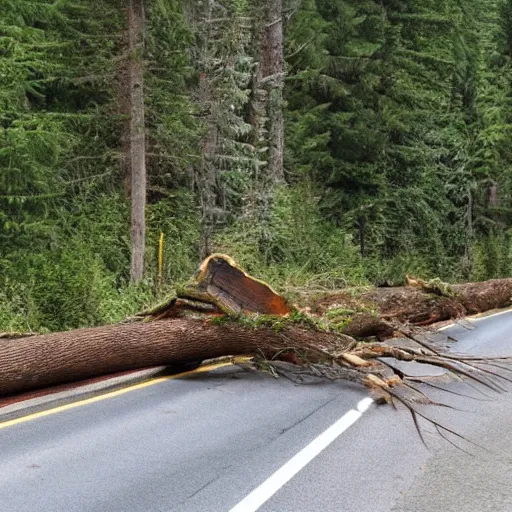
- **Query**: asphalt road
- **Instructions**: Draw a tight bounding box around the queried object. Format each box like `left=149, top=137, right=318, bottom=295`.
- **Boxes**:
left=2, top=311, right=512, bottom=511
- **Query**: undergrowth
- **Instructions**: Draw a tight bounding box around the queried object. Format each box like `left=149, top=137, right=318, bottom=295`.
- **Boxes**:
left=2, top=187, right=512, bottom=333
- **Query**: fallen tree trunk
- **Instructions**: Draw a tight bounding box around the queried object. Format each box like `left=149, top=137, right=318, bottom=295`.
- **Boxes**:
left=0, top=319, right=347, bottom=396
left=455, top=279, right=512, bottom=313
left=2, top=255, right=512, bottom=419
left=310, top=277, right=512, bottom=333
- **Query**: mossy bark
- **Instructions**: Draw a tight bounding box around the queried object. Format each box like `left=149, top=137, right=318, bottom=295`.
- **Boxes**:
left=310, top=278, right=512, bottom=330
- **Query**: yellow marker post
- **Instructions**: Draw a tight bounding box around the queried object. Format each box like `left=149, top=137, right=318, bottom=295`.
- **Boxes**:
left=158, top=232, right=164, bottom=289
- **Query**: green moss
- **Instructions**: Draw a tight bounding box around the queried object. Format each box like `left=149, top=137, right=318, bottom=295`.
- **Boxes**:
left=209, top=309, right=322, bottom=333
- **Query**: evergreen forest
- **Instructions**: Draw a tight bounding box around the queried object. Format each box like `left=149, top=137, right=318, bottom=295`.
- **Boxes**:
left=3, top=0, right=512, bottom=333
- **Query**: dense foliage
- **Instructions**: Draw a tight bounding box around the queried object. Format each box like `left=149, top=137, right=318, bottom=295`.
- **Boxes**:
left=2, top=0, right=512, bottom=332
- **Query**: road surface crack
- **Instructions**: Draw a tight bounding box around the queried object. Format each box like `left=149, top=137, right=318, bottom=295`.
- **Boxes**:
left=278, top=395, right=340, bottom=436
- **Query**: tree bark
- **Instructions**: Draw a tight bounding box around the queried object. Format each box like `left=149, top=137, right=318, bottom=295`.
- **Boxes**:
left=0, top=320, right=343, bottom=397
left=487, top=180, right=499, bottom=208
left=311, top=278, right=512, bottom=328
left=198, top=72, right=219, bottom=260
left=128, top=0, right=147, bottom=283
left=262, top=0, right=284, bottom=183
left=252, top=0, right=285, bottom=183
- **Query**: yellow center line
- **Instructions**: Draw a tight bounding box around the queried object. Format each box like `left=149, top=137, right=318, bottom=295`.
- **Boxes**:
left=0, top=362, right=233, bottom=431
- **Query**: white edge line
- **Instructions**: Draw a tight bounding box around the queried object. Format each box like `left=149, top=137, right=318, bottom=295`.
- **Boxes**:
left=438, top=307, right=512, bottom=331
left=228, top=306, right=510, bottom=511
left=228, top=397, right=374, bottom=512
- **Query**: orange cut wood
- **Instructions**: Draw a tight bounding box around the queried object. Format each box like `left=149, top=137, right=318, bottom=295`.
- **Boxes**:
left=194, top=254, right=291, bottom=315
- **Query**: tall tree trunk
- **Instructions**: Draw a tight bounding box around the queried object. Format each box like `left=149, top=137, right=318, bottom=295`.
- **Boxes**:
left=262, top=0, right=284, bottom=182
left=487, top=180, right=499, bottom=208
left=190, top=0, right=222, bottom=260
left=463, top=185, right=474, bottom=278
left=198, top=70, right=219, bottom=260
left=357, top=215, right=365, bottom=256
left=128, top=0, right=147, bottom=283
left=252, top=0, right=285, bottom=183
